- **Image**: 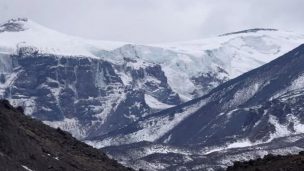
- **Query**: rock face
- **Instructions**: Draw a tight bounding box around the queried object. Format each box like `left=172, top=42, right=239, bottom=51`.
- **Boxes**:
left=0, top=18, right=28, bottom=32
left=0, top=100, right=132, bottom=171
left=2, top=48, right=179, bottom=139
left=90, top=44, right=304, bottom=170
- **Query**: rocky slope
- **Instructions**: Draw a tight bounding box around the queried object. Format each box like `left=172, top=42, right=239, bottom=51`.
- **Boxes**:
left=0, top=99, right=132, bottom=171
left=88, top=44, right=304, bottom=170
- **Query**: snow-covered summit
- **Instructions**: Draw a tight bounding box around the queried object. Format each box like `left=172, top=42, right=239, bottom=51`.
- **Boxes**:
left=153, top=28, right=304, bottom=78
left=0, top=18, right=127, bottom=57
left=1, top=18, right=304, bottom=99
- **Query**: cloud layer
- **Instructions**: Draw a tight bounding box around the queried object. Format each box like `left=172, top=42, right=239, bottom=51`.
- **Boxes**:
left=1, top=0, right=303, bottom=43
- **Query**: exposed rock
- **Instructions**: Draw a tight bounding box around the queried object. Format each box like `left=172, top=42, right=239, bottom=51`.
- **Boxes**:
left=227, top=152, right=304, bottom=171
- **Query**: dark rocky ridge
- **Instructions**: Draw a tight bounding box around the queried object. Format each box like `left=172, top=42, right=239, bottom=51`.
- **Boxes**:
left=227, top=152, right=304, bottom=171
left=0, top=99, right=132, bottom=171
left=0, top=18, right=28, bottom=32
left=219, top=28, right=278, bottom=36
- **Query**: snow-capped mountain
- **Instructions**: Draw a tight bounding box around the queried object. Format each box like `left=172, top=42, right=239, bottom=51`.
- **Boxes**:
left=1, top=18, right=304, bottom=170
left=1, top=18, right=304, bottom=100
left=89, top=44, right=304, bottom=170
left=0, top=18, right=126, bottom=56
left=0, top=18, right=182, bottom=139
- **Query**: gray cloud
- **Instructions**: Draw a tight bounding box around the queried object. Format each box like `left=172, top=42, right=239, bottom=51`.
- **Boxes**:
left=0, top=0, right=303, bottom=43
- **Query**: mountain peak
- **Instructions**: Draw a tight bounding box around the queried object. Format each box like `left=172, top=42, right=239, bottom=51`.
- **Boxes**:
left=219, top=28, right=278, bottom=37
left=0, top=18, right=29, bottom=32
left=5, top=17, right=29, bottom=23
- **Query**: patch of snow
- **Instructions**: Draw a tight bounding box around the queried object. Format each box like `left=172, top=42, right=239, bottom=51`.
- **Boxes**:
left=94, top=64, right=106, bottom=88
left=225, top=83, right=261, bottom=109
left=117, top=72, right=132, bottom=85
left=162, top=66, right=196, bottom=101
left=225, top=108, right=239, bottom=119
left=94, top=90, right=126, bottom=123
left=289, top=74, right=304, bottom=91
left=226, top=139, right=254, bottom=149
left=22, top=165, right=33, bottom=171
left=203, top=138, right=267, bottom=155
left=163, top=134, right=172, bottom=143
left=9, top=97, right=37, bottom=115
left=287, top=114, right=304, bottom=133
left=144, top=94, right=174, bottom=110
left=272, top=74, right=304, bottom=100
left=268, top=115, right=292, bottom=141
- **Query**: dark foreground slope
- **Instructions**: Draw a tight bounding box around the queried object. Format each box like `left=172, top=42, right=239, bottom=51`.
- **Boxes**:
left=0, top=100, right=132, bottom=171
left=227, top=152, right=304, bottom=171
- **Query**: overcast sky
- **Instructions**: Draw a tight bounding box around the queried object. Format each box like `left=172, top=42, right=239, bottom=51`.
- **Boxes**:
left=1, top=0, right=303, bottom=43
